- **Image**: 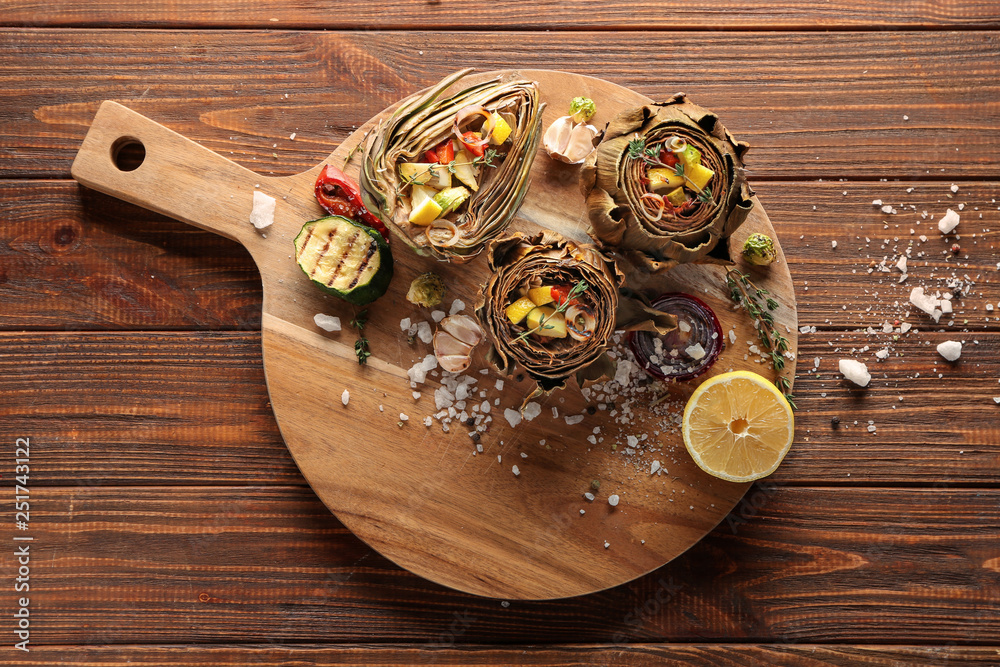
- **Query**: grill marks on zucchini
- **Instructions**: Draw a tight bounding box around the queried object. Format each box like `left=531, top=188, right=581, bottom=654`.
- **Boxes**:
left=294, top=216, right=393, bottom=306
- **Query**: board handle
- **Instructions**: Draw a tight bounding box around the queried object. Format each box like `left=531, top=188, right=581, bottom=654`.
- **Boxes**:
left=71, top=100, right=269, bottom=247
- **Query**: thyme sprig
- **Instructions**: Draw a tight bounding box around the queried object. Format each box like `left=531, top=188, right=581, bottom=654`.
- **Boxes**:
left=628, top=135, right=711, bottom=202
left=350, top=309, right=371, bottom=365
left=725, top=268, right=796, bottom=409
left=395, top=149, right=502, bottom=198
left=513, top=280, right=589, bottom=344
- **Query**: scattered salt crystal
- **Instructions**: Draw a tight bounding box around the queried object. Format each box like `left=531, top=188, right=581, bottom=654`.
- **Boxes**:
left=872, top=199, right=883, bottom=206
left=249, top=190, right=276, bottom=230
left=993, top=397, right=1000, bottom=404
left=909, top=287, right=939, bottom=316
left=650, top=460, right=661, bottom=474
left=895, top=256, right=907, bottom=273
left=729, top=330, right=737, bottom=344
left=522, top=402, right=542, bottom=421
left=584, top=492, right=595, bottom=501
left=839, top=359, right=871, bottom=387
left=881, top=205, right=893, bottom=214
left=399, top=317, right=412, bottom=332
left=950, top=184, right=959, bottom=193
left=875, top=348, right=889, bottom=360
left=449, top=299, right=465, bottom=315
left=565, top=414, right=584, bottom=426
left=938, top=208, right=960, bottom=234
left=832, top=240, right=838, bottom=249
left=987, top=304, right=995, bottom=312
left=608, top=494, right=620, bottom=507
left=627, top=435, right=639, bottom=447
left=685, top=343, right=706, bottom=360
left=614, top=359, right=634, bottom=386
left=512, top=465, right=520, bottom=476
left=503, top=408, right=522, bottom=427
left=341, top=390, right=350, bottom=405
left=431, top=310, right=446, bottom=323
left=423, top=416, right=432, bottom=426
left=678, top=320, right=691, bottom=333
left=867, top=424, right=877, bottom=433
left=416, top=321, right=433, bottom=343
left=399, top=413, right=409, bottom=421
left=289, top=132, right=296, bottom=140
left=314, top=313, right=341, bottom=332
left=604, top=541, right=610, bottom=549
left=936, top=340, right=962, bottom=361
left=900, top=322, right=912, bottom=333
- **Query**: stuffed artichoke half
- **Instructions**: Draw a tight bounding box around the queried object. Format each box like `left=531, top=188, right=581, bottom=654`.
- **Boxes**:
left=361, top=69, right=545, bottom=262
left=582, top=94, right=754, bottom=273
left=476, top=231, right=676, bottom=400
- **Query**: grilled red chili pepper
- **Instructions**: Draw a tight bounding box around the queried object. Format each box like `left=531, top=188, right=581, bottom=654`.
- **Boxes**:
left=314, top=165, right=388, bottom=240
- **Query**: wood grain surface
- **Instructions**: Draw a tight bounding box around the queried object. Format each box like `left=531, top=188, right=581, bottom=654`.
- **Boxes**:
left=1, top=6, right=999, bottom=665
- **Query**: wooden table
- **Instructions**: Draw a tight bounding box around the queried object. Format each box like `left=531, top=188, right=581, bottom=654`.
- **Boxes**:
left=2, top=4, right=999, bottom=665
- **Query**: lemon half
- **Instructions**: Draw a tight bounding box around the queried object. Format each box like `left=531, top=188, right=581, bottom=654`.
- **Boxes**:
left=682, top=370, right=794, bottom=483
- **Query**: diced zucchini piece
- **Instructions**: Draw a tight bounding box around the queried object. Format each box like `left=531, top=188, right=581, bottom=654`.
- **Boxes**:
left=433, top=186, right=470, bottom=215
left=665, top=187, right=688, bottom=207
left=293, top=215, right=393, bottom=306
left=678, top=144, right=701, bottom=168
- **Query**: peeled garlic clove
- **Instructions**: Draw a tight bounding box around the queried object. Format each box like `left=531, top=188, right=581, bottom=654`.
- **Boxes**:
left=562, top=123, right=599, bottom=164
left=440, top=314, right=483, bottom=347
left=542, top=115, right=575, bottom=162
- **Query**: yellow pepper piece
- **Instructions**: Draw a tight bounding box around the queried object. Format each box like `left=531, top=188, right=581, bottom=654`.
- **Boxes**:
left=506, top=297, right=537, bottom=325
left=527, top=286, right=555, bottom=306
left=686, top=163, right=715, bottom=192
left=665, top=187, right=688, bottom=207
left=491, top=112, right=513, bottom=145
left=647, top=168, right=685, bottom=193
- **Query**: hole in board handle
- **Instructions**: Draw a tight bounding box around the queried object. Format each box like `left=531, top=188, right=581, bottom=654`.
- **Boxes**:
left=111, top=137, right=145, bottom=172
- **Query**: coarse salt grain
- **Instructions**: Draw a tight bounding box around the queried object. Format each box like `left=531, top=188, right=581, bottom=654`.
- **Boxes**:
left=314, top=313, right=341, bottom=331
left=341, top=390, right=350, bottom=405
left=938, top=208, right=961, bottom=234
left=449, top=299, right=465, bottom=315
left=512, top=465, right=520, bottom=476
left=565, top=414, right=584, bottom=425
left=608, top=494, right=620, bottom=507
left=504, top=408, right=522, bottom=427
left=839, top=359, right=871, bottom=387
left=937, top=340, right=962, bottom=361
left=522, top=402, right=542, bottom=421
left=249, top=190, right=276, bottom=229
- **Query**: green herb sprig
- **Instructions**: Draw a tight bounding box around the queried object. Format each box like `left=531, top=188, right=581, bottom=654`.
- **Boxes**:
left=513, top=280, right=589, bottom=344
left=350, top=309, right=371, bottom=365
left=726, top=269, right=796, bottom=409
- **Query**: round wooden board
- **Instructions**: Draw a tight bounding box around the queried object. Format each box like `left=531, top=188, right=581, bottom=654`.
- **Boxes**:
left=71, top=70, right=798, bottom=600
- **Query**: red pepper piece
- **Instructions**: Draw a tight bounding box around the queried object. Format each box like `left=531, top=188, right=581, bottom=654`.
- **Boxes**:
left=460, top=132, right=486, bottom=158
left=314, top=164, right=389, bottom=240
left=659, top=150, right=679, bottom=167
left=435, top=140, right=454, bottom=165
left=550, top=285, right=575, bottom=306
left=423, top=147, right=439, bottom=163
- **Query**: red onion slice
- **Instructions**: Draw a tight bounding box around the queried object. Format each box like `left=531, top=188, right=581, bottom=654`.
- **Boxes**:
left=453, top=105, right=495, bottom=148
left=426, top=219, right=462, bottom=247
left=627, top=293, right=723, bottom=382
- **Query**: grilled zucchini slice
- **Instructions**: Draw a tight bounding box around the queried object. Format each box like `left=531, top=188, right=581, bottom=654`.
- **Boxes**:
left=293, top=216, right=393, bottom=305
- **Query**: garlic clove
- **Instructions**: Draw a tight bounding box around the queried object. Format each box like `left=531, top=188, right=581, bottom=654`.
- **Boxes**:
left=562, top=123, right=599, bottom=164
left=433, top=330, right=473, bottom=358
left=437, top=354, right=472, bottom=373
left=542, top=115, right=575, bottom=162
left=440, top=314, right=483, bottom=347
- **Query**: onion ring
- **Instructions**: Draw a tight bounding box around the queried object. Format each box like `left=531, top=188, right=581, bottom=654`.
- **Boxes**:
left=667, top=135, right=687, bottom=153
left=453, top=105, right=495, bottom=149
left=565, top=304, right=596, bottom=342
left=639, top=192, right=666, bottom=222
left=427, top=219, right=462, bottom=247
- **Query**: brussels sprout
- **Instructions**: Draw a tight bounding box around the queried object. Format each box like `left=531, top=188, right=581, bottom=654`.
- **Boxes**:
left=742, top=232, right=777, bottom=266
left=569, top=97, right=596, bottom=124
left=406, top=272, right=447, bottom=308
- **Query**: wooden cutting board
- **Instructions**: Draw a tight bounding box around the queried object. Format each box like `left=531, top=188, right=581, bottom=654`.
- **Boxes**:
left=70, top=70, right=797, bottom=600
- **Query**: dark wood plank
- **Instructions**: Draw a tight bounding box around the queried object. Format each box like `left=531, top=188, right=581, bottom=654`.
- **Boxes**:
left=3, top=180, right=999, bottom=332
left=1, top=330, right=998, bottom=485
left=2, top=30, right=998, bottom=180
left=10, top=486, right=1000, bottom=644
left=3, top=1, right=999, bottom=29
left=0, top=181, right=262, bottom=330
left=7, top=644, right=1000, bottom=666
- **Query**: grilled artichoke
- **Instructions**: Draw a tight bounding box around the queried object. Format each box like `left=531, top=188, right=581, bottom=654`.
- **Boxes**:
left=361, top=69, right=545, bottom=262
left=476, top=231, right=676, bottom=400
left=582, top=94, right=754, bottom=273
